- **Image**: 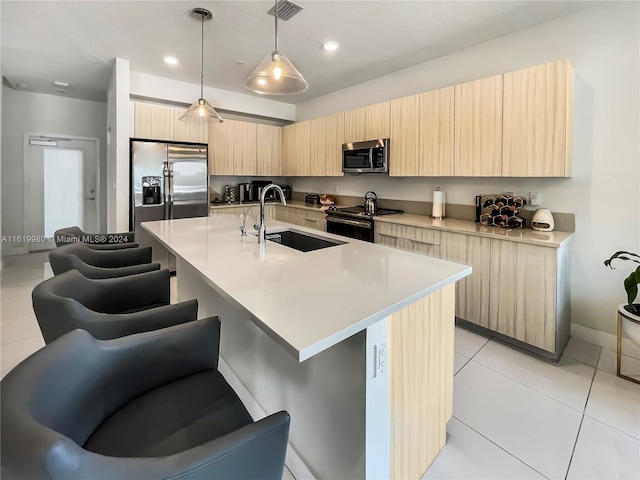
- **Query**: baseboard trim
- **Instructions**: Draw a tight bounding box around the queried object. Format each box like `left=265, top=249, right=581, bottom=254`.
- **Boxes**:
left=571, top=323, right=640, bottom=360
left=218, top=357, right=316, bottom=480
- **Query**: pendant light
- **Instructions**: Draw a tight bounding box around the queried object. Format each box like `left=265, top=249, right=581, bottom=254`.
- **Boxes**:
left=244, top=0, right=308, bottom=95
left=180, top=8, right=223, bottom=124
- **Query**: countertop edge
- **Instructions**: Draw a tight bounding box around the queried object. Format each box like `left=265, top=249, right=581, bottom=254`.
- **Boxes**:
left=374, top=215, right=573, bottom=248
left=297, top=266, right=472, bottom=362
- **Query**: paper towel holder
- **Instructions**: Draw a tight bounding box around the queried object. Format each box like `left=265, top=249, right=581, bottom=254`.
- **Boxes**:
left=430, top=187, right=445, bottom=220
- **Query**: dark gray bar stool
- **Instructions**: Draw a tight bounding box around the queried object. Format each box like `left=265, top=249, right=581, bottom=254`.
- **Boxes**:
left=32, top=269, right=198, bottom=343
left=49, top=242, right=159, bottom=278
left=1, top=318, right=290, bottom=479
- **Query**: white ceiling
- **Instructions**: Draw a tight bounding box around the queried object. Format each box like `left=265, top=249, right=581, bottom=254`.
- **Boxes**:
left=2, top=0, right=602, bottom=104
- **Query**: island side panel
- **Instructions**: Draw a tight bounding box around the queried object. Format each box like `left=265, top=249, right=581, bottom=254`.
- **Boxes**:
left=389, top=284, right=455, bottom=479
left=177, top=258, right=368, bottom=480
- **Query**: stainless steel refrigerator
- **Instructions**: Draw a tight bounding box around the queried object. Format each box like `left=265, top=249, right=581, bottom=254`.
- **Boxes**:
left=130, top=140, right=208, bottom=271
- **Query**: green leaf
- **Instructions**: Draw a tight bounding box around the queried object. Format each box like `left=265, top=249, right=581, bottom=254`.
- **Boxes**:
left=623, top=271, right=639, bottom=310
left=604, top=251, right=640, bottom=269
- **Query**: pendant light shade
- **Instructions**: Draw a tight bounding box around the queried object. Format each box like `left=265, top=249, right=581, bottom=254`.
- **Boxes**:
left=180, top=8, right=223, bottom=124
left=180, top=98, right=223, bottom=123
left=245, top=0, right=308, bottom=95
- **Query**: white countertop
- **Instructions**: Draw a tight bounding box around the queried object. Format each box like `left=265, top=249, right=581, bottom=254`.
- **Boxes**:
left=375, top=214, right=573, bottom=248
left=143, top=215, right=471, bottom=361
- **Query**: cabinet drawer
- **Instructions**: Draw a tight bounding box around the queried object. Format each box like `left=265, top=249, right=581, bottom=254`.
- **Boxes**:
left=375, top=222, right=440, bottom=245
left=375, top=233, right=404, bottom=249
left=291, top=208, right=325, bottom=222
left=405, top=239, right=440, bottom=258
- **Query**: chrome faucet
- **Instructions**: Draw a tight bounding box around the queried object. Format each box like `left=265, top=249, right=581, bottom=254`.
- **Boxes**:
left=239, top=206, right=255, bottom=237
left=256, top=184, right=286, bottom=243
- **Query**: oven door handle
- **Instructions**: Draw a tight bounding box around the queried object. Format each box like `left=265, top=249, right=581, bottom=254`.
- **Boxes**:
left=327, top=217, right=372, bottom=228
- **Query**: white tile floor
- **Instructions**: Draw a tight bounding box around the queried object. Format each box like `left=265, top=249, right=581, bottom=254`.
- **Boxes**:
left=1, top=253, right=639, bottom=479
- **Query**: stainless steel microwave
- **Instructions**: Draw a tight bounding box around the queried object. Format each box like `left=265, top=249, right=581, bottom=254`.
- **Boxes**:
left=342, top=139, right=389, bottom=174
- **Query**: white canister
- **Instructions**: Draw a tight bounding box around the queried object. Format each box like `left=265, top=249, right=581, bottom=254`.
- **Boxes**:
left=531, top=208, right=555, bottom=231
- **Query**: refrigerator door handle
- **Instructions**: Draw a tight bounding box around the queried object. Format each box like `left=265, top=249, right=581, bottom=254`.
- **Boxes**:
left=169, top=161, right=174, bottom=219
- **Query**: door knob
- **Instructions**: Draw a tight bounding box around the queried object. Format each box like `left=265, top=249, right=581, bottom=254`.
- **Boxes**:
left=88, top=197, right=95, bottom=201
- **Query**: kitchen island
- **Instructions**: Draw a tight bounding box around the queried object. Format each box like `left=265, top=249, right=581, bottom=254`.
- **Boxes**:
left=143, top=215, right=471, bottom=480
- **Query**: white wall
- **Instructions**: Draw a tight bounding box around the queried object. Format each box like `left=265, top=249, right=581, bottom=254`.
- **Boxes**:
left=295, top=2, right=640, bottom=336
left=130, top=71, right=296, bottom=121
left=106, top=58, right=130, bottom=232
left=1, top=87, right=107, bottom=254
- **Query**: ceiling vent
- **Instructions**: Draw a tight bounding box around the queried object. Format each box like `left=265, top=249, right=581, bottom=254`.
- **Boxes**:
left=267, top=0, right=303, bottom=21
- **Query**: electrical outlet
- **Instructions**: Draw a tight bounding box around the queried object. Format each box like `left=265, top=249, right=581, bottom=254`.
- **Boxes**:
left=529, top=192, right=541, bottom=206
left=374, top=340, right=388, bottom=377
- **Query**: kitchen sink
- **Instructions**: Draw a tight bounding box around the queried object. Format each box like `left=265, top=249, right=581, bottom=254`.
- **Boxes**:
left=265, top=230, right=344, bottom=252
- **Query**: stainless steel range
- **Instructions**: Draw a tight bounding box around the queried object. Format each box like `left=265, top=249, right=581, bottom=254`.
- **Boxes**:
left=325, top=205, right=403, bottom=242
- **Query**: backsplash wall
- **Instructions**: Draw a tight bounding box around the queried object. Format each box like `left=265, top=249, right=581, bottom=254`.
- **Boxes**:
left=290, top=175, right=572, bottom=212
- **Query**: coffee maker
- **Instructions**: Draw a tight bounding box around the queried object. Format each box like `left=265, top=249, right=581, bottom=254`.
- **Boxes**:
left=252, top=180, right=274, bottom=201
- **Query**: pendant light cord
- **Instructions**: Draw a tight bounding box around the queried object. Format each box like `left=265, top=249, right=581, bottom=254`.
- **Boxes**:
left=200, top=11, right=204, bottom=99
left=274, top=0, right=278, bottom=52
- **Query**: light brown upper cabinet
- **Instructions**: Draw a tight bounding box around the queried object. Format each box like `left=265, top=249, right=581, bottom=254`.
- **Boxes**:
left=208, top=119, right=257, bottom=176
left=419, top=87, right=454, bottom=176
left=454, top=75, right=503, bottom=176
left=174, top=108, right=209, bottom=144
left=344, top=107, right=366, bottom=143
left=256, top=124, right=282, bottom=176
left=283, top=121, right=311, bottom=176
left=233, top=121, right=257, bottom=175
left=365, top=101, right=391, bottom=140
left=134, top=103, right=175, bottom=141
left=502, top=60, right=574, bottom=177
left=310, top=113, right=344, bottom=176
left=208, top=120, right=234, bottom=175
left=325, top=113, right=345, bottom=176
left=310, top=117, right=327, bottom=176
left=390, top=95, right=420, bottom=176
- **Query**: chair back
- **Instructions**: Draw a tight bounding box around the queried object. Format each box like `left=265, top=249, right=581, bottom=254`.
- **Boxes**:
left=49, top=243, right=152, bottom=277
left=54, top=226, right=85, bottom=247
left=1, top=330, right=113, bottom=478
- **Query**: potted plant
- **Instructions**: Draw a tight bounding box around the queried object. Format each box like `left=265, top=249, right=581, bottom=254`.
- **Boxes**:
left=605, top=251, right=640, bottom=383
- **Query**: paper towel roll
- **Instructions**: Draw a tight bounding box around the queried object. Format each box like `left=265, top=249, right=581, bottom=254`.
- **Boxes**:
left=432, top=189, right=445, bottom=219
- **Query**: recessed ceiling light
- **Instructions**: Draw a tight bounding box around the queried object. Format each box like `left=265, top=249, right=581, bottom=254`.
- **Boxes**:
left=53, top=80, right=70, bottom=87
left=17, top=83, right=28, bottom=89
left=55, top=88, right=67, bottom=93
left=163, top=56, right=179, bottom=65
left=257, top=79, right=267, bottom=85
left=321, top=41, right=340, bottom=51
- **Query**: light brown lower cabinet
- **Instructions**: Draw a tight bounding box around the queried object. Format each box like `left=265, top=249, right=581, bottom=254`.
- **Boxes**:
left=275, top=206, right=325, bottom=231
left=375, top=221, right=570, bottom=359
left=489, top=240, right=562, bottom=353
left=210, top=204, right=275, bottom=219
left=440, top=232, right=491, bottom=328
left=374, top=222, right=441, bottom=258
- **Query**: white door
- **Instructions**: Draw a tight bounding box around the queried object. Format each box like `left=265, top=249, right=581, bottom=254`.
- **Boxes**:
left=26, top=137, right=98, bottom=251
